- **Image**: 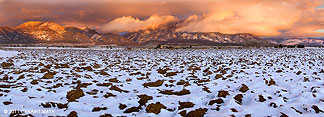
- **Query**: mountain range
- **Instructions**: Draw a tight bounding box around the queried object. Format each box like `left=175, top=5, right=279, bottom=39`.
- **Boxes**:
left=0, top=21, right=322, bottom=46
left=124, top=21, right=271, bottom=46
left=1, top=21, right=136, bottom=45
left=264, top=37, right=324, bottom=46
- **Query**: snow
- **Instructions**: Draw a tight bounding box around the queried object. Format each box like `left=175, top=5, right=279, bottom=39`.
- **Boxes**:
left=0, top=48, right=324, bottom=116
left=0, top=50, right=20, bottom=58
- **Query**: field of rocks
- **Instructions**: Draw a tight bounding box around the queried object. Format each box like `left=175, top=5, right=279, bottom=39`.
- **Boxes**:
left=0, top=48, right=324, bottom=116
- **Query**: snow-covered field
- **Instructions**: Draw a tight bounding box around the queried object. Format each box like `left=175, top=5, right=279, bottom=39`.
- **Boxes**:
left=0, top=50, right=20, bottom=58
left=1, top=48, right=324, bottom=116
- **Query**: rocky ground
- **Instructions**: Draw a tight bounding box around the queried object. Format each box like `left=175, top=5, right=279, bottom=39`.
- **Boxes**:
left=0, top=48, right=324, bottom=116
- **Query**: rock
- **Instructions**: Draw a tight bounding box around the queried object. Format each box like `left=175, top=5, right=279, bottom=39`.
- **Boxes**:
left=146, top=102, right=167, bottom=114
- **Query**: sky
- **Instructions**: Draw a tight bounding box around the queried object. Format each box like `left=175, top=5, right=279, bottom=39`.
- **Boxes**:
left=0, top=0, right=323, bottom=37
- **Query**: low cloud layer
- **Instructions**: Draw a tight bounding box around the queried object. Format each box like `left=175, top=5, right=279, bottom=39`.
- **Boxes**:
left=0, top=0, right=323, bottom=37
left=100, top=15, right=178, bottom=33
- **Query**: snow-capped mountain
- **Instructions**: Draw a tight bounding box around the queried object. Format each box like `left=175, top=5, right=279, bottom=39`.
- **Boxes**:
left=0, top=26, right=36, bottom=44
left=0, top=21, right=273, bottom=46
left=124, top=21, right=271, bottom=46
left=1, top=21, right=136, bottom=45
left=264, top=37, right=324, bottom=46
left=64, top=27, right=136, bottom=45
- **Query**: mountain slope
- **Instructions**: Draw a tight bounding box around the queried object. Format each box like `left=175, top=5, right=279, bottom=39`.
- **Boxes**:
left=65, top=27, right=136, bottom=45
left=124, top=21, right=271, bottom=46
left=3, top=21, right=135, bottom=45
left=0, top=26, right=36, bottom=44
left=15, top=21, right=96, bottom=44
left=1, top=21, right=271, bottom=46
left=264, top=37, right=324, bottom=46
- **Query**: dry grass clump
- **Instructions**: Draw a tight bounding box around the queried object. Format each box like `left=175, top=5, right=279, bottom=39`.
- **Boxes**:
left=146, top=102, right=166, bottom=114
left=159, top=89, right=191, bottom=96
left=66, top=89, right=85, bottom=102
left=178, top=102, right=195, bottom=110
left=143, top=80, right=164, bottom=88
left=1, top=62, right=14, bottom=68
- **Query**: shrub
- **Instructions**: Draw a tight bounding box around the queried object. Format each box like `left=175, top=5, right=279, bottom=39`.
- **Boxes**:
left=297, top=45, right=305, bottom=48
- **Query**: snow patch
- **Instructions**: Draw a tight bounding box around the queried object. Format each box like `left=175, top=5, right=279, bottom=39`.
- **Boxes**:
left=0, top=50, right=20, bottom=58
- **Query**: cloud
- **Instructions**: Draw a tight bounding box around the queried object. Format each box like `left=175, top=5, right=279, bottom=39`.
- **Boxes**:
left=0, top=0, right=203, bottom=27
left=176, top=0, right=324, bottom=36
left=280, top=8, right=324, bottom=37
left=100, top=15, right=178, bottom=33
left=0, top=0, right=323, bottom=37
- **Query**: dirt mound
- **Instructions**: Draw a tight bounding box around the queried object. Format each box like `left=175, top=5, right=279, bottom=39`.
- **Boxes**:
left=66, top=89, right=85, bottom=102
left=143, top=80, right=164, bottom=88
left=138, top=94, right=153, bottom=106
left=159, top=89, right=191, bottom=96
left=239, top=84, right=249, bottom=93
left=178, top=102, right=195, bottom=110
left=146, top=102, right=167, bottom=114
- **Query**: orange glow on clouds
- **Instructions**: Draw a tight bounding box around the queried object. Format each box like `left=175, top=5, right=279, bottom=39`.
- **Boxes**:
left=100, top=15, right=178, bottom=33
left=0, top=0, right=323, bottom=37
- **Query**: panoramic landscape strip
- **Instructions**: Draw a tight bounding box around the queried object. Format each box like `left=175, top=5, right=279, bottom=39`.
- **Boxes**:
left=0, top=0, right=324, bottom=116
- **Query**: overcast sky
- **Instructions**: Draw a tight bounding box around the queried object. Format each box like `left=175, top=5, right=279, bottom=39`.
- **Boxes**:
left=0, top=0, right=323, bottom=37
